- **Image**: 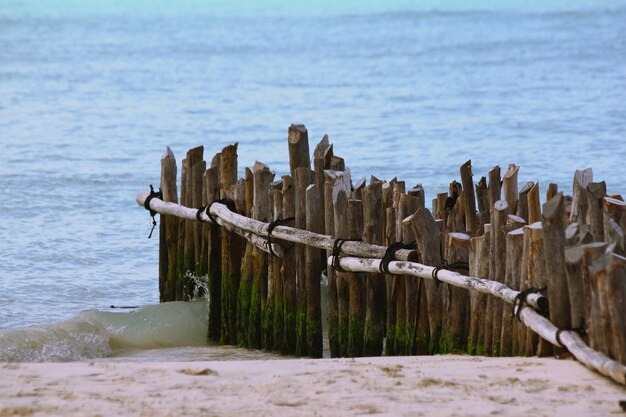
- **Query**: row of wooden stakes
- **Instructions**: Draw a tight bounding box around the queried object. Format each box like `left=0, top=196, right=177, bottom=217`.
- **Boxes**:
left=154, top=124, right=625, bottom=366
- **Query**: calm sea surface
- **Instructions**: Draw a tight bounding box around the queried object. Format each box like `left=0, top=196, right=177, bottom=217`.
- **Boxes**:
left=1, top=0, right=625, bottom=361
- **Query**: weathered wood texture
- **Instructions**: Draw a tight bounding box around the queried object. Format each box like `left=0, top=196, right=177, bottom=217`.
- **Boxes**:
left=306, top=184, right=323, bottom=357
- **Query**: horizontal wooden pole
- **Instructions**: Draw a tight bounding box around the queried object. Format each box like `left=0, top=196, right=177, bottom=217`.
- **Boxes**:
left=137, top=190, right=285, bottom=258
left=330, top=256, right=626, bottom=386
left=137, top=189, right=417, bottom=262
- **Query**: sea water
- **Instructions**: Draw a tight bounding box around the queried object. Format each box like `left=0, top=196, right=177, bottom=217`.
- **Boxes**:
left=1, top=0, right=625, bottom=361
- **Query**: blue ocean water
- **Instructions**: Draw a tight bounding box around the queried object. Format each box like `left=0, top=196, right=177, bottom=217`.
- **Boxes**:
left=0, top=0, right=625, bottom=360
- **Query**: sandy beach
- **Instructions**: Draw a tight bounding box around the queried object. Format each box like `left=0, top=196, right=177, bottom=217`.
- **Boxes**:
left=1, top=355, right=624, bottom=417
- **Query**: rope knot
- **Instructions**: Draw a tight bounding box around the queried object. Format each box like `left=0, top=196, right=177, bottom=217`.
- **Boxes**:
left=379, top=241, right=415, bottom=274
left=144, top=184, right=163, bottom=239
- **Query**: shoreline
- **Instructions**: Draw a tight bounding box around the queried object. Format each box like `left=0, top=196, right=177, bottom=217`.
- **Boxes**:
left=1, top=355, right=624, bottom=417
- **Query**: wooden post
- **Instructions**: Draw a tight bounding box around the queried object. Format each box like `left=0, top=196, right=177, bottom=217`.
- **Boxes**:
left=249, top=162, right=274, bottom=349
left=237, top=168, right=254, bottom=347
left=288, top=124, right=310, bottom=176
left=570, top=168, right=593, bottom=224
left=411, top=208, right=443, bottom=354
left=324, top=172, right=338, bottom=357
left=590, top=251, right=626, bottom=364
left=547, top=183, right=558, bottom=201
left=586, top=182, right=606, bottom=242
left=582, top=242, right=609, bottom=352
left=295, top=167, right=313, bottom=356
left=517, top=181, right=534, bottom=223
left=219, top=143, right=241, bottom=345
left=468, top=228, right=489, bottom=355
left=347, top=198, right=365, bottom=357
left=442, top=232, right=471, bottom=353
left=160, top=147, right=178, bottom=302
left=490, top=200, right=508, bottom=356
left=603, top=197, right=626, bottom=255
left=488, top=166, right=502, bottom=222
left=502, top=164, right=519, bottom=216
left=205, top=165, right=221, bottom=342
left=176, top=158, right=188, bottom=301
left=527, top=182, right=541, bottom=225
left=313, top=136, right=332, bottom=237
left=564, top=243, right=603, bottom=337
left=362, top=181, right=386, bottom=356
left=542, top=193, right=571, bottom=357
left=475, top=177, right=489, bottom=233
left=305, top=184, right=323, bottom=357
left=403, top=214, right=429, bottom=355
left=396, top=194, right=419, bottom=355
left=525, top=222, right=552, bottom=357
left=500, top=227, right=524, bottom=356
left=182, top=146, right=204, bottom=300
left=334, top=188, right=350, bottom=357
left=271, top=181, right=284, bottom=352
left=460, top=160, right=478, bottom=235
left=281, top=175, right=297, bottom=354
left=384, top=206, right=397, bottom=356
left=192, top=158, right=207, bottom=280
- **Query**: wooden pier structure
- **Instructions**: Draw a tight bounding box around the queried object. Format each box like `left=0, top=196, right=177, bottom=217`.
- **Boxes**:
left=137, top=124, right=626, bottom=386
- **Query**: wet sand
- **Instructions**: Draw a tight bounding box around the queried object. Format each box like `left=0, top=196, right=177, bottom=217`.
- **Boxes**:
left=1, top=355, right=624, bottom=417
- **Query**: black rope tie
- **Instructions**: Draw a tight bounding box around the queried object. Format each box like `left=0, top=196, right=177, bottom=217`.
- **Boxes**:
left=143, top=184, right=163, bottom=239
left=331, top=239, right=360, bottom=272
left=266, top=217, right=295, bottom=256
left=431, top=259, right=469, bottom=288
left=379, top=241, right=416, bottom=274
left=555, top=322, right=587, bottom=349
left=205, top=198, right=237, bottom=226
left=512, top=287, right=547, bottom=320
left=196, top=205, right=209, bottom=223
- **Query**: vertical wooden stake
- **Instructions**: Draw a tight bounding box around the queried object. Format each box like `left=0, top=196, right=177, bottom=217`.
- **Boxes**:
left=294, top=167, right=313, bottom=356
left=590, top=251, right=626, bottom=364
left=517, top=181, right=534, bottom=223
left=324, top=172, right=338, bottom=357
left=334, top=188, right=350, bottom=357
left=468, top=228, right=489, bottom=355
left=362, top=181, right=386, bottom=356
left=411, top=208, right=444, bottom=354
left=502, top=164, right=519, bottom=215
left=160, top=147, right=178, bottom=303
left=347, top=198, right=365, bottom=357
left=460, top=160, right=479, bottom=235
left=205, top=165, right=221, bottom=342
left=570, top=168, right=593, bottom=224
left=490, top=200, right=508, bottom=356
left=219, top=143, right=241, bottom=345
left=281, top=175, right=297, bottom=354
left=249, top=162, right=274, bottom=349
left=527, top=182, right=541, bottom=225
left=475, top=177, right=489, bottom=233
left=305, top=184, right=323, bottom=357
left=542, top=193, right=571, bottom=357
left=442, top=232, right=471, bottom=353
left=500, top=227, right=524, bottom=356
left=586, top=182, right=606, bottom=242
left=237, top=168, right=254, bottom=347
left=271, top=181, right=284, bottom=352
